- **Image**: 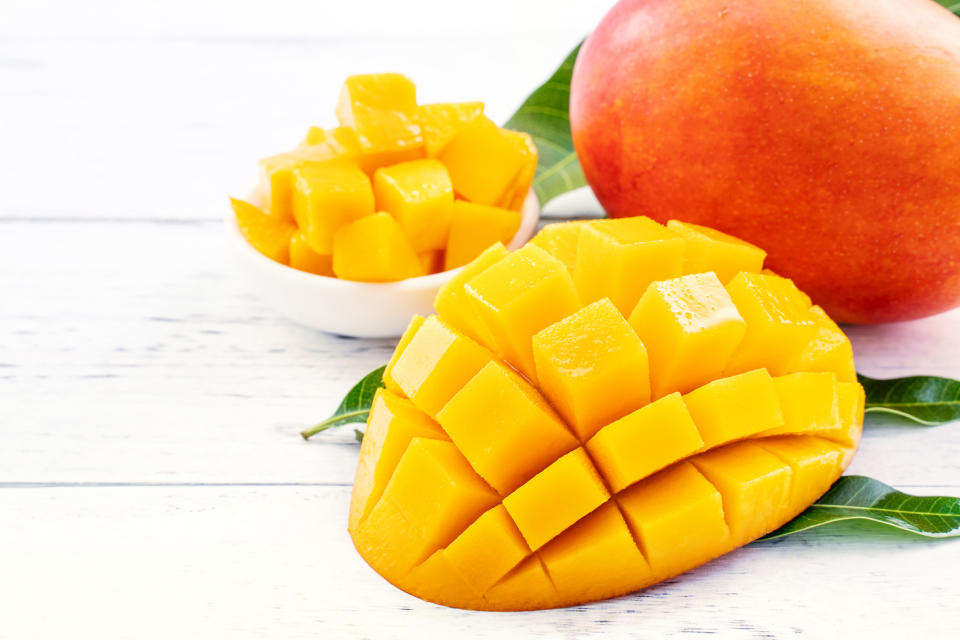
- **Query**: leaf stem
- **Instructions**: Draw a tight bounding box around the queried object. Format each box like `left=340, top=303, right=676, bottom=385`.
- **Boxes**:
left=301, top=409, right=370, bottom=440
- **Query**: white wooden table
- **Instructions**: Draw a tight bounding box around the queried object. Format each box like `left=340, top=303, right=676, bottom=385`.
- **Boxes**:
left=2, top=2, right=958, bottom=637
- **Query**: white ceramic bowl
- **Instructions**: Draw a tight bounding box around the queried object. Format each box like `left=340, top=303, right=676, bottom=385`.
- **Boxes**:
left=226, top=189, right=540, bottom=338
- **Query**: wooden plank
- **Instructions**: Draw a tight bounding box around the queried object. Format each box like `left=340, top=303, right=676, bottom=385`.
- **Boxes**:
left=0, top=484, right=956, bottom=639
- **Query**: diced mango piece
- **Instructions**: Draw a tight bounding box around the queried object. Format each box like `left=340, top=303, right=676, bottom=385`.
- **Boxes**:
left=502, top=448, right=610, bottom=550
left=231, top=197, right=296, bottom=264
left=374, top=159, right=454, bottom=252
left=539, top=502, right=653, bottom=605
left=690, top=441, right=793, bottom=543
left=259, top=143, right=352, bottom=224
left=436, top=361, right=578, bottom=495
left=682, top=369, right=784, bottom=449
left=617, top=462, right=730, bottom=578
left=355, top=437, right=498, bottom=575
left=723, top=272, right=818, bottom=376
left=349, top=389, right=449, bottom=529
left=496, top=130, right=538, bottom=211
left=434, top=243, right=508, bottom=345
left=574, top=217, right=685, bottom=316
left=666, top=219, right=766, bottom=282
left=817, top=381, right=866, bottom=463
left=335, top=73, right=422, bottom=154
left=404, top=551, right=485, bottom=610
left=629, top=273, right=747, bottom=398
left=529, top=221, right=587, bottom=275
left=445, top=505, right=530, bottom=592
left=444, top=201, right=522, bottom=270
left=332, top=212, right=424, bottom=282
left=762, top=372, right=840, bottom=437
left=787, top=305, right=857, bottom=383
left=483, top=556, right=557, bottom=611
left=587, top=393, right=704, bottom=493
left=759, top=436, right=844, bottom=518
left=418, top=250, right=444, bottom=275
left=532, top=299, right=651, bottom=441
left=464, top=244, right=580, bottom=381
left=300, top=125, right=423, bottom=176
left=292, top=159, right=375, bottom=254
left=382, top=315, right=425, bottom=396
left=418, top=102, right=484, bottom=157
left=438, top=115, right=527, bottom=205
left=289, top=230, right=334, bottom=276
left=387, top=315, right=495, bottom=419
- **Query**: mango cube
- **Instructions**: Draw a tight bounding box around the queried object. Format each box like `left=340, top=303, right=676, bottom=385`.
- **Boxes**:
left=444, top=201, right=522, bottom=270
left=759, top=436, right=843, bottom=517
left=682, top=369, right=784, bottom=448
left=289, top=230, right=334, bottom=276
left=483, top=557, right=557, bottom=611
left=374, top=159, right=454, bottom=252
left=335, top=73, right=422, bottom=154
left=690, top=441, right=793, bottom=543
left=292, top=159, right=375, bottom=254
left=629, top=272, right=747, bottom=398
left=667, top=219, right=766, bottom=282
left=723, top=272, right=818, bottom=376
left=529, top=221, right=587, bottom=275
left=496, top=130, right=538, bottom=211
left=539, top=502, right=653, bottom=604
left=434, top=243, right=509, bottom=345
left=404, top=551, right=485, bottom=610
left=436, top=361, right=578, bottom=495
left=817, top=381, right=866, bottom=456
left=332, top=212, right=424, bottom=282
left=532, top=299, right=651, bottom=441
left=587, top=393, right=704, bottom=493
left=464, top=244, right=580, bottom=381
left=382, top=315, right=425, bottom=395
left=349, top=389, right=449, bottom=529
left=387, top=315, right=495, bottom=419
left=259, top=143, right=353, bottom=224
left=574, top=217, right=685, bottom=315
left=617, top=462, right=730, bottom=578
left=502, top=448, right=610, bottom=550
left=418, top=250, right=444, bottom=274
left=444, top=505, right=530, bottom=592
left=231, top=198, right=296, bottom=264
left=438, top=115, right=527, bottom=205
left=787, top=305, right=857, bottom=383
left=762, top=372, right=840, bottom=437
left=301, top=125, right=423, bottom=175
left=418, top=102, right=484, bottom=157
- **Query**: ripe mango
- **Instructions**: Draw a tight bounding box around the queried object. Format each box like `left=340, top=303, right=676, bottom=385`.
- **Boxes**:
left=349, top=217, right=863, bottom=610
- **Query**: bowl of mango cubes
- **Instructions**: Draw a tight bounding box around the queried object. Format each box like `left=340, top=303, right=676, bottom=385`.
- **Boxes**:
left=227, top=73, right=540, bottom=338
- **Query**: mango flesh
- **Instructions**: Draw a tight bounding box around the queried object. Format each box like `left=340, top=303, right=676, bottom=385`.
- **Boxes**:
left=570, top=0, right=960, bottom=323
left=349, top=217, right=864, bottom=610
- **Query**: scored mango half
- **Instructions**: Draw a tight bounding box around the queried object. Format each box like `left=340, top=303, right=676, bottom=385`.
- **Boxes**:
left=349, top=217, right=864, bottom=611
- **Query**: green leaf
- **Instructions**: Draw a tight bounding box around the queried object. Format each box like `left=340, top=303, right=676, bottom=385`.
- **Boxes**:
left=935, top=0, right=960, bottom=16
left=762, top=476, right=960, bottom=540
left=300, top=366, right=385, bottom=440
left=860, top=374, right=960, bottom=426
left=504, top=42, right=586, bottom=206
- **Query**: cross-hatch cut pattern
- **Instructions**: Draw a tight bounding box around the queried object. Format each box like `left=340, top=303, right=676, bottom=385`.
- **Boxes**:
left=348, top=216, right=865, bottom=611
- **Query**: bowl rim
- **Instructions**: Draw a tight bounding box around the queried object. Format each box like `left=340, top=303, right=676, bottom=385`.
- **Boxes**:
left=225, top=187, right=541, bottom=291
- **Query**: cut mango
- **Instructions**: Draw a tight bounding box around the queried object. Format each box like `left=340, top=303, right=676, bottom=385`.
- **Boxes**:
left=444, top=201, right=522, bottom=270
left=335, top=73, right=422, bottom=154
left=301, top=125, right=422, bottom=176
left=292, top=159, right=375, bottom=254
left=532, top=299, right=651, bottom=441
left=574, top=217, right=685, bottom=316
left=350, top=217, right=863, bottom=611
left=374, top=159, right=453, bottom=252
left=332, top=212, right=424, bottom=282
left=418, top=102, right=484, bottom=157
left=667, top=219, right=766, bottom=283
left=496, top=130, right=538, bottom=211
left=438, top=115, right=527, bottom=205
left=289, top=230, right=334, bottom=276
left=231, top=197, right=296, bottom=264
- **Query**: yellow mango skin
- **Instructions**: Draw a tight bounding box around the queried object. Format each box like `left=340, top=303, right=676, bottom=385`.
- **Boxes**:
left=444, top=201, right=522, bottom=271
left=335, top=73, right=423, bottom=154
left=438, top=115, right=527, bottom=205
left=292, top=159, right=375, bottom=255
left=349, top=218, right=864, bottom=611
left=288, top=231, right=334, bottom=276
left=667, top=219, right=767, bottom=283
left=417, top=102, right=484, bottom=157
left=231, top=198, right=296, bottom=264
left=374, top=159, right=454, bottom=253
left=532, top=299, right=651, bottom=442
left=332, top=212, right=424, bottom=282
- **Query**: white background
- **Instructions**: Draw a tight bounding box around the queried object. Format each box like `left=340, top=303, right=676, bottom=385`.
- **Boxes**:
left=2, top=1, right=958, bottom=637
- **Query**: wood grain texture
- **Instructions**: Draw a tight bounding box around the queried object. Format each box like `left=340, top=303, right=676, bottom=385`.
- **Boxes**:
left=2, top=1, right=959, bottom=637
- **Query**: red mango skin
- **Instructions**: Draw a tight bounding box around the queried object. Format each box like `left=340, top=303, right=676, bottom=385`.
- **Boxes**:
left=570, top=0, right=960, bottom=324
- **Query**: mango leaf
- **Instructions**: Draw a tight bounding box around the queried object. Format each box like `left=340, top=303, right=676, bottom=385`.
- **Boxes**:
left=860, top=374, right=960, bottom=426
left=301, top=366, right=385, bottom=440
left=936, top=1, right=960, bottom=16
left=504, top=43, right=586, bottom=206
left=762, top=476, right=960, bottom=540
